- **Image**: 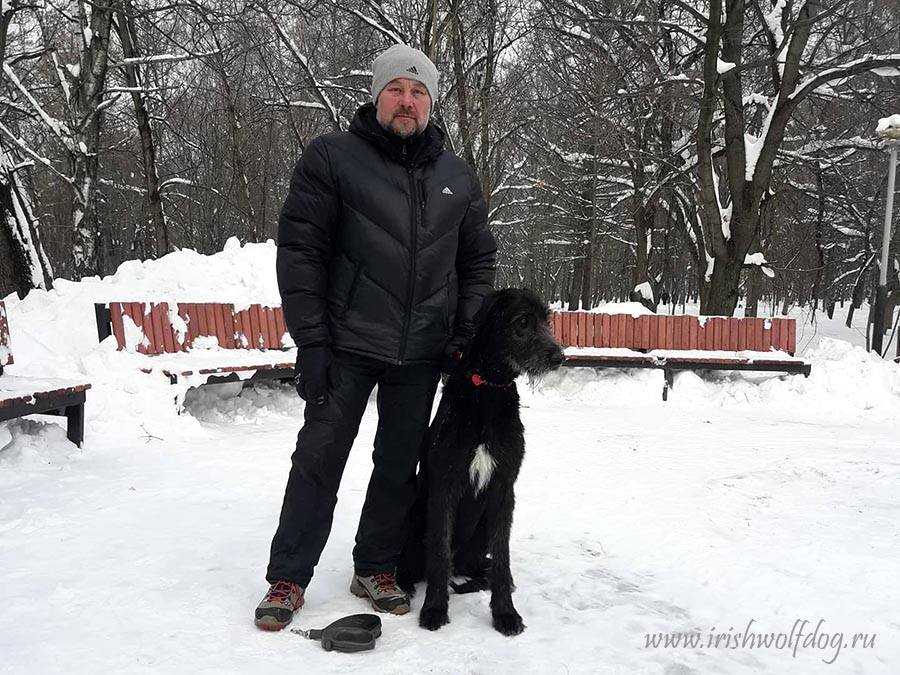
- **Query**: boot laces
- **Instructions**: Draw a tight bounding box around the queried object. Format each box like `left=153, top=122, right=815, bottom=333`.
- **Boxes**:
left=372, top=572, right=399, bottom=594
left=267, top=580, right=300, bottom=602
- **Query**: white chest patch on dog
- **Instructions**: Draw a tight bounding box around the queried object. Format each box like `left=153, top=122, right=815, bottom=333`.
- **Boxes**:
left=469, top=444, right=497, bottom=494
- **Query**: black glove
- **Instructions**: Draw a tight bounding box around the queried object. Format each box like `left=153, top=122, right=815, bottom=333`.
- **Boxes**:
left=440, top=345, right=463, bottom=376
left=295, top=346, right=331, bottom=405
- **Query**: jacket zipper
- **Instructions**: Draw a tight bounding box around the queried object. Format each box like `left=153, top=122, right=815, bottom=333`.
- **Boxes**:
left=398, top=151, right=419, bottom=364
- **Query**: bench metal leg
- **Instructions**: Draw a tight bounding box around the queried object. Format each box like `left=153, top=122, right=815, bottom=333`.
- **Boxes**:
left=65, top=402, right=85, bottom=447
left=662, top=368, right=674, bottom=401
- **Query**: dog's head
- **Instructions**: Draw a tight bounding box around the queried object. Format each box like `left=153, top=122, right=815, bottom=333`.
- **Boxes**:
left=468, top=288, right=565, bottom=377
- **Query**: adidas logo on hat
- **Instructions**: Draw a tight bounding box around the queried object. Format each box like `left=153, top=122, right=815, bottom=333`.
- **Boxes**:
left=406, top=65, right=419, bottom=74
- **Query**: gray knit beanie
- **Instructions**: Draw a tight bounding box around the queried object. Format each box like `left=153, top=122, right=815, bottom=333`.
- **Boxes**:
left=371, top=44, right=439, bottom=108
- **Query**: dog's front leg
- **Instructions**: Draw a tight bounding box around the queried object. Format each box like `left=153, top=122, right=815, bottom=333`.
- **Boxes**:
left=419, top=485, right=456, bottom=630
left=485, top=482, right=524, bottom=636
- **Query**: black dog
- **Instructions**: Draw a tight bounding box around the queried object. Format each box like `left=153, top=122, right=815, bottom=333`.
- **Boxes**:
left=408, top=288, right=564, bottom=636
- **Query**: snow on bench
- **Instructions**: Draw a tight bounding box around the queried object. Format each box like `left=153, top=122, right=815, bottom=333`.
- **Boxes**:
left=94, top=302, right=295, bottom=388
left=0, top=300, right=91, bottom=446
left=551, top=311, right=811, bottom=400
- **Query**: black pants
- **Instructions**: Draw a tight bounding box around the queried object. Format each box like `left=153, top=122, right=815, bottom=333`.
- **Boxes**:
left=266, top=350, right=440, bottom=587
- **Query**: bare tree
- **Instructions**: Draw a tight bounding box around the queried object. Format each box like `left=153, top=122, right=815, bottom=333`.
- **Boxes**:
left=0, top=1, right=53, bottom=295
left=112, top=0, right=169, bottom=257
left=695, top=0, right=900, bottom=314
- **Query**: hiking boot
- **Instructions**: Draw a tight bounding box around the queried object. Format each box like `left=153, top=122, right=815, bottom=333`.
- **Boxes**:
left=350, top=572, right=410, bottom=615
left=254, top=580, right=304, bottom=631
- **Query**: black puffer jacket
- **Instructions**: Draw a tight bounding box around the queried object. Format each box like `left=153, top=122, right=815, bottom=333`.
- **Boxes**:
left=277, top=103, right=497, bottom=365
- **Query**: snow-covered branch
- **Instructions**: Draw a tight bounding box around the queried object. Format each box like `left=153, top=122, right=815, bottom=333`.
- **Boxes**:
left=789, top=53, right=900, bottom=104
left=343, top=8, right=404, bottom=44
left=2, top=63, right=74, bottom=152
left=0, top=121, right=72, bottom=184
left=113, top=49, right=222, bottom=67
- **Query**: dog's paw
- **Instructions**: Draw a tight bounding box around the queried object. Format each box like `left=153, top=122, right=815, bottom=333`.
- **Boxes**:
left=419, top=606, right=450, bottom=631
left=492, top=611, right=525, bottom=636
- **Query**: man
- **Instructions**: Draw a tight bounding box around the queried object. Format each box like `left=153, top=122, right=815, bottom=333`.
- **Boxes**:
left=255, top=44, right=496, bottom=630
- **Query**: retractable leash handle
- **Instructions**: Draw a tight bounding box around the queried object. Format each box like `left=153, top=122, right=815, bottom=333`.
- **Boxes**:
left=291, top=614, right=382, bottom=653
left=290, top=626, right=375, bottom=653
left=321, top=627, right=376, bottom=653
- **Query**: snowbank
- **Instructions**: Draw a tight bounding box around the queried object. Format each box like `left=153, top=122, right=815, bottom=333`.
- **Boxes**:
left=1, top=238, right=283, bottom=443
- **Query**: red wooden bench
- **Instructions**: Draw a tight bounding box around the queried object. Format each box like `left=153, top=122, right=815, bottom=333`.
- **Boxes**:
left=94, top=302, right=295, bottom=387
left=551, top=311, right=811, bottom=400
left=0, top=300, right=91, bottom=446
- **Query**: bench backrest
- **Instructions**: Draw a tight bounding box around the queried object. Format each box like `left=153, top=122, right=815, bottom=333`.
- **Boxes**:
left=551, top=311, right=797, bottom=355
left=0, top=300, right=12, bottom=368
left=96, top=302, right=290, bottom=354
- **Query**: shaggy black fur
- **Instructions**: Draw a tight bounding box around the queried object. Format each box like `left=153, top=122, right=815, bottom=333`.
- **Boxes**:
left=399, top=288, right=564, bottom=636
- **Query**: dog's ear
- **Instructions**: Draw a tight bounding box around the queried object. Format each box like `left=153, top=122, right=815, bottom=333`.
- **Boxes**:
left=473, top=291, right=502, bottom=327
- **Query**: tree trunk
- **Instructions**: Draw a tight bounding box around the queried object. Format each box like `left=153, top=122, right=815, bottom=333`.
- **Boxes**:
left=703, top=255, right=742, bottom=315
left=744, top=265, right=761, bottom=317
left=449, top=0, right=476, bottom=169
left=580, top=124, right=600, bottom=311
left=883, top=290, right=900, bottom=343
left=221, top=79, right=259, bottom=241
left=811, top=167, right=826, bottom=310
left=71, top=1, right=113, bottom=278
left=846, top=258, right=872, bottom=328
left=477, top=0, right=497, bottom=212
left=579, top=244, right=592, bottom=310
left=0, top=153, right=52, bottom=296
left=633, top=201, right=651, bottom=297
left=115, top=0, right=169, bottom=257
left=567, top=257, right=582, bottom=310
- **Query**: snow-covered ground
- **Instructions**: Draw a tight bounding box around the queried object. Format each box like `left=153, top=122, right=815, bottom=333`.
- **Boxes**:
left=1, top=241, right=899, bottom=674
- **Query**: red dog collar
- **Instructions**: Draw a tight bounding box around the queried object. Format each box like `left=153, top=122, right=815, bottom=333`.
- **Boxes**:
left=468, top=372, right=513, bottom=388
left=455, top=351, right=512, bottom=388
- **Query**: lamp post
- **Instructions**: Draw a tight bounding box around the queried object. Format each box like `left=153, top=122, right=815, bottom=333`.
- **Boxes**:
left=873, top=115, right=900, bottom=356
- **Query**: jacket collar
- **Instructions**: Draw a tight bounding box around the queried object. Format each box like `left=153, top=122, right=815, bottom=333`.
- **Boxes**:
left=349, top=103, right=445, bottom=168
